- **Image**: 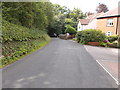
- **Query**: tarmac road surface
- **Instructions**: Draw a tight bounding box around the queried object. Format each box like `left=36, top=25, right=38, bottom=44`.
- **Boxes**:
left=2, top=38, right=118, bottom=88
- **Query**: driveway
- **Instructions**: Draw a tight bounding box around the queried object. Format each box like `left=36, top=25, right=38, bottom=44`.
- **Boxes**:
left=2, top=38, right=118, bottom=88
left=84, top=45, right=119, bottom=85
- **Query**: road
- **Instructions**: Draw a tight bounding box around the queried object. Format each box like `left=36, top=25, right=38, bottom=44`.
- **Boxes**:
left=2, top=38, right=118, bottom=88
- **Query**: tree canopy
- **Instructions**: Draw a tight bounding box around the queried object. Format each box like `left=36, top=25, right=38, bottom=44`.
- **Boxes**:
left=2, top=2, right=86, bottom=36
left=96, top=3, right=109, bottom=13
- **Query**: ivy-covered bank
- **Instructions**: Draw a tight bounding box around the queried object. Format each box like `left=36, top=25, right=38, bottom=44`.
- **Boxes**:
left=1, top=20, right=51, bottom=68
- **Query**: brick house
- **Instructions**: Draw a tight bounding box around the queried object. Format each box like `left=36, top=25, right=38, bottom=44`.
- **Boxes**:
left=97, top=7, right=120, bottom=36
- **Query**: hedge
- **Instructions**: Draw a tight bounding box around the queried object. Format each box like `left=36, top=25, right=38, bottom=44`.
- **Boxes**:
left=107, top=35, right=119, bottom=43
left=76, top=29, right=106, bottom=44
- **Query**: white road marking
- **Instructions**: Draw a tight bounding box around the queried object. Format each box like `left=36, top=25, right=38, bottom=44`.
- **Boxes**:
left=96, top=60, right=119, bottom=85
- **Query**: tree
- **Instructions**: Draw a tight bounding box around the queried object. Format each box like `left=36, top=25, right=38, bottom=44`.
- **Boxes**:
left=69, top=8, right=86, bottom=21
left=96, top=3, right=109, bottom=13
left=65, top=18, right=77, bottom=29
left=53, top=4, right=70, bottom=16
left=65, top=25, right=77, bottom=35
left=2, top=2, right=54, bottom=32
left=68, top=8, right=86, bottom=30
left=48, top=14, right=65, bottom=36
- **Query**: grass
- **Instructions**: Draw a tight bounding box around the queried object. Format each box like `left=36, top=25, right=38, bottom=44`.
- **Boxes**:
left=0, top=38, right=51, bottom=68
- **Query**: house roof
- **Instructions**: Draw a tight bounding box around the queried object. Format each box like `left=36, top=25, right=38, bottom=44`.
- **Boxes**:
left=79, top=19, right=90, bottom=25
left=97, top=6, right=120, bottom=19
left=79, top=13, right=103, bottom=25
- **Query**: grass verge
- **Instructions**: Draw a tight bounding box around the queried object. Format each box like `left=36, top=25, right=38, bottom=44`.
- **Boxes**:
left=0, top=38, right=51, bottom=68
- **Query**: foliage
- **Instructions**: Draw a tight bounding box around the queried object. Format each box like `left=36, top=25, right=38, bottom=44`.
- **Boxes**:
left=107, top=35, right=119, bottom=43
left=99, top=42, right=107, bottom=47
left=65, top=18, right=77, bottom=29
left=76, top=29, right=106, bottom=44
left=69, top=8, right=86, bottom=21
left=107, top=42, right=118, bottom=48
left=118, top=37, right=120, bottom=47
left=2, top=38, right=50, bottom=68
left=48, top=14, right=65, bottom=36
left=72, top=38, right=77, bottom=41
left=2, top=2, right=86, bottom=37
left=53, top=4, right=70, bottom=15
left=49, top=4, right=86, bottom=36
left=2, top=20, right=48, bottom=42
left=96, top=3, right=109, bottom=13
left=67, top=8, right=86, bottom=30
left=65, top=25, right=77, bottom=35
left=2, top=2, right=54, bottom=32
left=1, top=20, right=51, bottom=68
left=102, top=40, right=108, bottom=43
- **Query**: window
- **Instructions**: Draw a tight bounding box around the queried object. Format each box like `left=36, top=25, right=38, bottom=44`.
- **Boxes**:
left=107, top=19, right=113, bottom=26
left=106, top=31, right=112, bottom=36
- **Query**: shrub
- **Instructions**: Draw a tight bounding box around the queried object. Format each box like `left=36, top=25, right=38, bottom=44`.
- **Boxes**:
left=76, top=31, right=82, bottom=43
left=99, top=42, right=107, bottom=47
left=107, top=35, right=118, bottom=43
left=107, top=43, right=118, bottom=48
left=102, top=40, right=108, bottom=43
left=1, top=20, right=51, bottom=68
left=2, top=39, right=50, bottom=67
left=65, top=25, right=77, bottom=35
left=2, top=20, right=47, bottom=42
left=118, top=37, right=120, bottom=47
left=76, top=29, right=106, bottom=44
left=72, top=38, right=77, bottom=41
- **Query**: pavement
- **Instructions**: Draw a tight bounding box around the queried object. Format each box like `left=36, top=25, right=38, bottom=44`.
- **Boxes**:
left=84, top=45, right=119, bottom=85
left=2, top=38, right=118, bottom=88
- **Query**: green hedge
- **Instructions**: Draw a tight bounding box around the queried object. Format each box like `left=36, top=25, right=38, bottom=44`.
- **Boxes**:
left=1, top=20, right=51, bottom=68
left=76, top=29, right=106, bottom=44
left=107, top=35, right=118, bottom=43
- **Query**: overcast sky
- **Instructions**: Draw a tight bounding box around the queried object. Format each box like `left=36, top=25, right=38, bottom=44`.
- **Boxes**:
left=50, top=0, right=120, bottom=13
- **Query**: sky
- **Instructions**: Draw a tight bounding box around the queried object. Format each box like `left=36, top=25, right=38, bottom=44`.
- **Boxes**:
left=50, top=0, right=120, bottom=13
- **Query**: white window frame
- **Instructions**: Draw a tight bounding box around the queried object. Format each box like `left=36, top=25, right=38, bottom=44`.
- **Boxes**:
left=107, top=19, right=114, bottom=27
left=106, top=31, right=112, bottom=36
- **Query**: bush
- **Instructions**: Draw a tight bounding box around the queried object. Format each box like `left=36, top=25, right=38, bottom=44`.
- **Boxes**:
left=102, top=40, right=108, bottom=43
left=1, top=20, right=51, bottom=68
left=107, top=40, right=120, bottom=48
left=65, top=25, right=77, bottom=35
left=99, top=42, right=107, bottom=47
left=76, top=29, right=106, bottom=44
left=2, top=20, right=47, bottom=42
left=118, top=37, right=120, bottom=47
left=2, top=39, right=50, bottom=67
left=107, top=35, right=118, bottom=43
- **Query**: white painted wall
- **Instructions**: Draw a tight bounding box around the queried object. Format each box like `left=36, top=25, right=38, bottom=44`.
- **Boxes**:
left=77, top=19, right=97, bottom=31
left=82, top=25, right=87, bottom=30
left=77, top=21, right=87, bottom=31
left=85, top=19, right=97, bottom=30
left=77, top=21, right=82, bottom=31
